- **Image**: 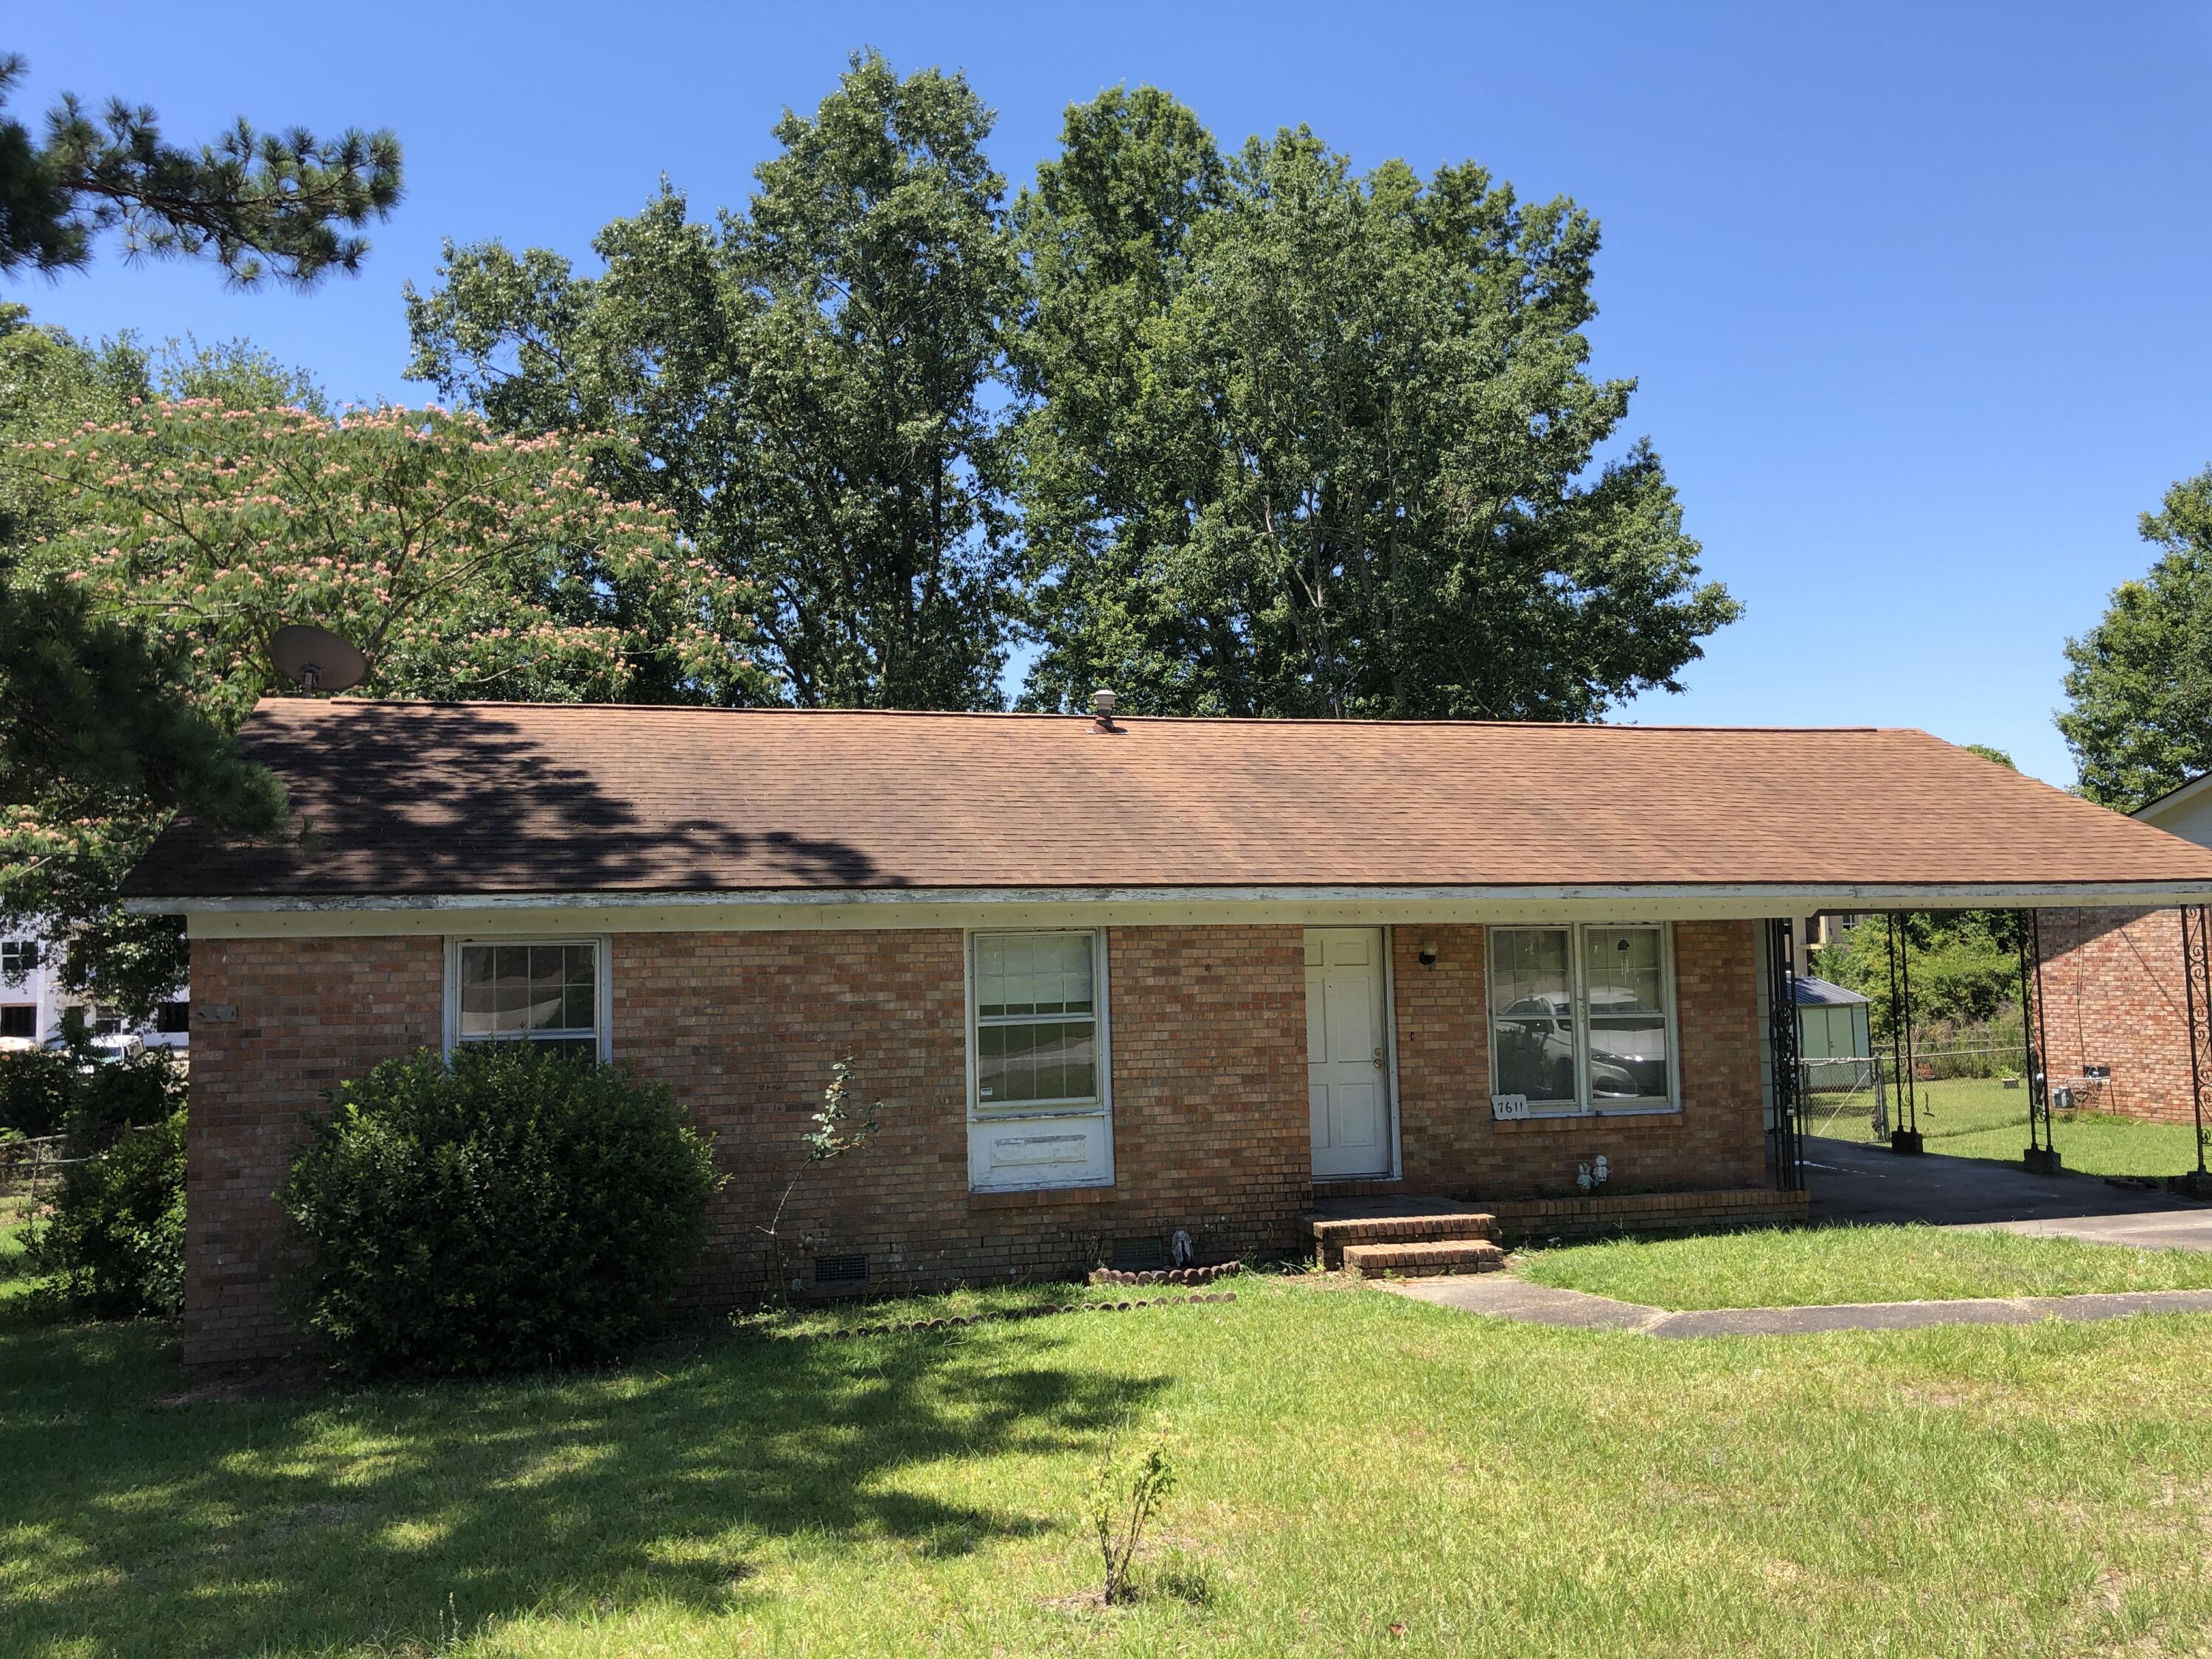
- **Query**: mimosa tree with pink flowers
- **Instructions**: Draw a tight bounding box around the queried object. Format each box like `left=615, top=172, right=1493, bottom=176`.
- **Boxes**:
left=4, top=395, right=771, bottom=1011
left=18, top=400, right=770, bottom=717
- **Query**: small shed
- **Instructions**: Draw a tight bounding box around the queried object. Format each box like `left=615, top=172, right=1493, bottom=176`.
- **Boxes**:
left=1794, top=975, right=1873, bottom=1090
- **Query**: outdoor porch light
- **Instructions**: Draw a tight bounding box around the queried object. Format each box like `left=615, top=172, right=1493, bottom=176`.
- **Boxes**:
left=1419, top=940, right=1439, bottom=967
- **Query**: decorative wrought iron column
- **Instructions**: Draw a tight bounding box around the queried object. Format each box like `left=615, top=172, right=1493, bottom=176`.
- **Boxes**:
left=2018, top=909, right=2061, bottom=1175
left=1767, top=917, right=1805, bottom=1190
left=2180, top=906, right=2212, bottom=1197
left=1885, top=913, right=1923, bottom=1153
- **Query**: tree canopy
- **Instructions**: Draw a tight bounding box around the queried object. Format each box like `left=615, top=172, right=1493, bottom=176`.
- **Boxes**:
left=0, top=54, right=402, bottom=286
left=1, top=324, right=762, bottom=1008
left=408, top=69, right=1737, bottom=720
left=12, top=400, right=765, bottom=720
left=406, top=50, right=1020, bottom=710
left=1011, top=88, right=1739, bottom=717
left=2058, top=467, right=2212, bottom=810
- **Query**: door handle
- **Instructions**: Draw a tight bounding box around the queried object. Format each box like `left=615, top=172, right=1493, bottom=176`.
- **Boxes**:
left=1373, top=1046, right=1385, bottom=1069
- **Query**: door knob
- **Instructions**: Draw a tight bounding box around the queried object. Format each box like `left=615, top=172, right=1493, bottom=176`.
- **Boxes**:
left=1373, top=1046, right=1385, bottom=1068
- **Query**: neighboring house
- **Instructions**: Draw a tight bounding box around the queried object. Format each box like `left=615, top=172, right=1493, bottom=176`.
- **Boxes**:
left=2035, top=776, right=2212, bottom=1122
left=121, top=700, right=2212, bottom=1370
left=0, top=936, right=189, bottom=1053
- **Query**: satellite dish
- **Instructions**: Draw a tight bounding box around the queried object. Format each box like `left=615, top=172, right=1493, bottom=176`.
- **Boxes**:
left=268, top=625, right=369, bottom=694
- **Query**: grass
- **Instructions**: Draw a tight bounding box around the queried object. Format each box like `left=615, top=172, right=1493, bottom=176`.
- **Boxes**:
left=1517, top=1221, right=2212, bottom=1310
left=11, top=1232, right=2212, bottom=1655
left=1805, top=1077, right=2209, bottom=1178
left=0, top=1188, right=35, bottom=1311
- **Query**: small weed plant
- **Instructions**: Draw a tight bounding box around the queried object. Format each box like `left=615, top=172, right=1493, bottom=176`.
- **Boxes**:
left=757, top=1057, right=883, bottom=1299
left=1090, top=1419, right=1178, bottom=1605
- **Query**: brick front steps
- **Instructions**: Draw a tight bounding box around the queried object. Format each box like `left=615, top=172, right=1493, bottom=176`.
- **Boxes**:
left=1340, top=1237, right=1509, bottom=1278
left=1307, top=1208, right=1503, bottom=1271
left=1307, top=1187, right=1812, bottom=1278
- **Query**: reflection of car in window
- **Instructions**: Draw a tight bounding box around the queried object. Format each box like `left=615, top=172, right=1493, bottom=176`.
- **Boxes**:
left=1495, top=995, right=1576, bottom=1100
left=1495, top=990, right=1670, bottom=1102
left=1586, top=987, right=1668, bottom=1097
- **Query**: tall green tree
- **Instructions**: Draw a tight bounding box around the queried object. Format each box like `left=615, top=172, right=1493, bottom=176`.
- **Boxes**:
left=1012, top=88, right=1738, bottom=717
left=0, top=53, right=401, bottom=286
left=3, top=389, right=764, bottom=1009
left=1, top=578, right=288, bottom=1011
left=0, top=309, right=296, bottom=1009
left=406, top=50, right=1020, bottom=709
left=2058, top=467, right=2212, bottom=810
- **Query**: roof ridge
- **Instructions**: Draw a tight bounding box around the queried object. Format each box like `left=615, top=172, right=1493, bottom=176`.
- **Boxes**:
left=251, top=697, right=1897, bottom=735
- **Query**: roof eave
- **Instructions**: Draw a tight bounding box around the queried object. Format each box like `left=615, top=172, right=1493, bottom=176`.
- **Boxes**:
left=127, top=878, right=2212, bottom=919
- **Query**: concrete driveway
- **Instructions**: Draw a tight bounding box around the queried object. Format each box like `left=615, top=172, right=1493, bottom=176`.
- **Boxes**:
left=1804, top=1134, right=2212, bottom=1251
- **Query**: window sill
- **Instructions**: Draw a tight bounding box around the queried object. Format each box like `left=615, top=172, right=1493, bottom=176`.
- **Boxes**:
left=968, top=1183, right=1116, bottom=1212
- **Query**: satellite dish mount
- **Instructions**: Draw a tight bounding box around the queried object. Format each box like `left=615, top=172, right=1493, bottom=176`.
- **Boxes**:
left=268, top=625, right=369, bottom=695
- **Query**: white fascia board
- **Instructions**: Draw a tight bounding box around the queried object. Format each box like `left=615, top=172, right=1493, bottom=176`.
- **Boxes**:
left=127, top=880, right=2212, bottom=939
left=2135, top=773, right=2212, bottom=825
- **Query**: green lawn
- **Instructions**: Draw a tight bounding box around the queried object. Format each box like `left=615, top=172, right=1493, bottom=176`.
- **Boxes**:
left=1517, top=1221, right=2212, bottom=1310
left=1, top=1189, right=35, bottom=1310
left=11, top=1233, right=2212, bottom=1655
left=1806, top=1077, right=2209, bottom=1178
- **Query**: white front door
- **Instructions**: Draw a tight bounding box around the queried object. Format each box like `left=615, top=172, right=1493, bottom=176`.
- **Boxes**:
left=1306, top=928, right=1394, bottom=1179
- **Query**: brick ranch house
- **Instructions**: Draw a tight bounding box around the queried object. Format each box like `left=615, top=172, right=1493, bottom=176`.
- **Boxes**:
left=2034, top=774, right=2212, bottom=1124
left=122, top=700, right=2212, bottom=1369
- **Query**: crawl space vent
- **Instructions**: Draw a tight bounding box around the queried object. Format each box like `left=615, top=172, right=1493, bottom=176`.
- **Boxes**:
left=813, top=1253, right=868, bottom=1285
left=1110, top=1238, right=1166, bottom=1273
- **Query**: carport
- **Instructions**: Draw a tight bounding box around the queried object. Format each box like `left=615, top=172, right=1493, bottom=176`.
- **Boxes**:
left=1766, top=894, right=2212, bottom=1239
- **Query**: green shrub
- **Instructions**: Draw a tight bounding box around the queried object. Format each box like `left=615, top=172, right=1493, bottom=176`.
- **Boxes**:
left=279, top=1045, right=723, bottom=1378
left=0, top=1046, right=184, bottom=1142
left=24, top=1110, right=187, bottom=1318
left=0, top=1049, right=77, bottom=1138
left=70, top=1051, right=188, bottom=1147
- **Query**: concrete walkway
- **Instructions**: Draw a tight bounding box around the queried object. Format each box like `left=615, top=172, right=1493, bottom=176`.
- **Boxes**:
left=1382, top=1275, right=2212, bottom=1338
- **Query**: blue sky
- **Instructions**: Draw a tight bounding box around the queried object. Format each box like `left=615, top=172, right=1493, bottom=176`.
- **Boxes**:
left=12, top=2, right=2211, bottom=785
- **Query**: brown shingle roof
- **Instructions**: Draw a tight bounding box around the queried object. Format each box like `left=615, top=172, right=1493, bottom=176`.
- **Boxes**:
left=120, top=698, right=2212, bottom=902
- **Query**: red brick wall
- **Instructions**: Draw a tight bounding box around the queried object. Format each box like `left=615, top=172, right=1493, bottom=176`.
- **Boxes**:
left=183, top=936, right=443, bottom=1368
left=182, top=918, right=1769, bottom=1368
left=613, top=925, right=1310, bottom=1311
left=1383, top=920, right=1768, bottom=1199
left=183, top=925, right=1311, bottom=1368
left=2037, top=907, right=2197, bottom=1122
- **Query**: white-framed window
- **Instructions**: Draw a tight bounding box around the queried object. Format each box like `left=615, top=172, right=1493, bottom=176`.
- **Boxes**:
left=1489, top=923, right=1679, bottom=1116
left=967, top=929, right=1113, bottom=1191
left=444, top=937, right=611, bottom=1062
left=1, top=939, right=37, bottom=984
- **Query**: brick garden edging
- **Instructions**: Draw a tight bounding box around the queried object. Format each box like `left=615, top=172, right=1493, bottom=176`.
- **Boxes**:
left=787, top=1290, right=1239, bottom=1342
left=1086, top=1260, right=1245, bottom=1287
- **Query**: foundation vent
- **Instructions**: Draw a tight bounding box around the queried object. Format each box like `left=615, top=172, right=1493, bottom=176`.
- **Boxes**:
left=1110, top=1238, right=1166, bottom=1273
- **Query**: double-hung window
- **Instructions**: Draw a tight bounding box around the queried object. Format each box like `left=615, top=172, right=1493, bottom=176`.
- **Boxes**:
left=446, top=938, right=609, bottom=1062
left=1, top=939, right=37, bottom=984
left=967, top=930, right=1113, bottom=1191
left=1489, top=924, right=1677, bottom=1115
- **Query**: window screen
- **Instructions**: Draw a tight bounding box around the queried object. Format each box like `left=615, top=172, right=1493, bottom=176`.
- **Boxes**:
left=456, top=942, right=600, bottom=1058
left=1489, top=928, right=1576, bottom=1107
left=1582, top=926, right=1671, bottom=1105
left=973, top=932, right=1100, bottom=1110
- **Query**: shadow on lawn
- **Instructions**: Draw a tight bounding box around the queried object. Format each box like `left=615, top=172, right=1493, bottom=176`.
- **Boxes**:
left=0, top=1316, right=1162, bottom=1655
